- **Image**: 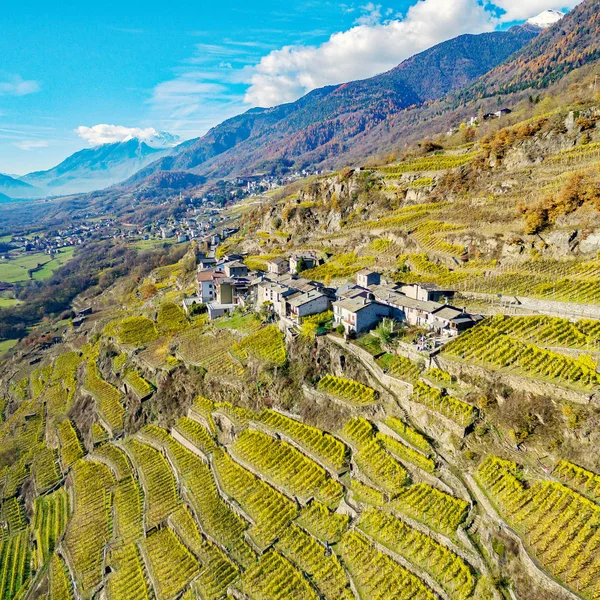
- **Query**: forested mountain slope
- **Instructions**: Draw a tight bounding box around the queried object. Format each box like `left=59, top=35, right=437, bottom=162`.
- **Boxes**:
left=131, top=25, right=538, bottom=182
left=461, top=0, right=600, bottom=98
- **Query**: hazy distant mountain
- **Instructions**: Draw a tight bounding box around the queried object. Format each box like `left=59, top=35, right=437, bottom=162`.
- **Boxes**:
left=130, top=24, right=539, bottom=183
left=0, top=173, right=39, bottom=200
left=21, top=137, right=176, bottom=195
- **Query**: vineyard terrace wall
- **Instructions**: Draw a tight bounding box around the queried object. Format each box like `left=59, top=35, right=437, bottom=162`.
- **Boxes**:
left=459, top=292, right=600, bottom=321
left=436, top=355, right=596, bottom=406
left=325, top=335, right=468, bottom=442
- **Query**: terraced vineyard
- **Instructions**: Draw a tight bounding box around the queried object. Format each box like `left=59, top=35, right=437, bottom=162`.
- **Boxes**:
left=113, top=316, right=158, bottom=346
left=411, top=382, right=478, bottom=427
left=358, top=507, right=476, bottom=599
left=317, top=375, right=377, bottom=405
left=231, top=324, right=287, bottom=367
left=123, top=369, right=154, bottom=399
left=378, top=152, right=478, bottom=176
left=231, top=428, right=343, bottom=506
left=377, top=353, right=422, bottom=383
left=1, top=333, right=598, bottom=600
left=83, top=360, right=125, bottom=432
left=477, top=456, right=600, bottom=598
left=177, top=328, right=246, bottom=376
left=5, top=170, right=600, bottom=600
left=258, top=408, right=349, bottom=472
left=156, top=301, right=189, bottom=333
left=443, top=320, right=600, bottom=391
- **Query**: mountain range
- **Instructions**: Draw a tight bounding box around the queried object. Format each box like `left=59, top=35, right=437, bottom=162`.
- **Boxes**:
left=130, top=23, right=541, bottom=185
left=456, top=1, right=600, bottom=106
left=0, top=173, right=37, bottom=200
left=8, top=3, right=600, bottom=202
left=125, top=1, right=600, bottom=194
left=20, top=138, right=174, bottom=196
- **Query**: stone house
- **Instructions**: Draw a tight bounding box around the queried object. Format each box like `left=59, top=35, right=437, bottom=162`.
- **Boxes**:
left=224, top=261, right=248, bottom=278
left=400, top=282, right=455, bottom=303
left=288, top=290, right=330, bottom=321
left=356, top=269, right=381, bottom=288
left=266, top=257, right=290, bottom=275
left=333, top=297, right=390, bottom=334
left=428, top=305, right=483, bottom=336
left=289, top=253, right=318, bottom=274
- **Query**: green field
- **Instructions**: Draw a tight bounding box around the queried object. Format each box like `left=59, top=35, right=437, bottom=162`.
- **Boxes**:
left=0, top=297, right=20, bottom=308
left=131, top=239, right=175, bottom=251
left=0, top=247, right=75, bottom=284
left=0, top=339, right=18, bottom=354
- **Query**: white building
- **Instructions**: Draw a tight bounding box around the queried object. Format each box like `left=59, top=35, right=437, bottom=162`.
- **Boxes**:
left=257, top=282, right=297, bottom=317
left=197, top=270, right=226, bottom=303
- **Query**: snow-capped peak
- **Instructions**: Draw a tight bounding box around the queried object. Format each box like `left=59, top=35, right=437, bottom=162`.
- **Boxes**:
left=76, top=124, right=179, bottom=148
left=145, top=131, right=180, bottom=149
left=526, top=9, right=565, bottom=28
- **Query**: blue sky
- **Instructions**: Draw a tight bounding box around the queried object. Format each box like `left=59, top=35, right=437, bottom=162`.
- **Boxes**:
left=1, top=0, right=581, bottom=174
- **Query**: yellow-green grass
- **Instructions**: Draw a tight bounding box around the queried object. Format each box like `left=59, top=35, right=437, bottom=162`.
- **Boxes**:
left=0, top=297, right=19, bottom=308
left=0, top=339, right=18, bottom=355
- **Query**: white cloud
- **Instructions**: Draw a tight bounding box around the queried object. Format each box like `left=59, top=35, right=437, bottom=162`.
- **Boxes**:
left=149, top=79, right=227, bottom=116
left=490, top=0, right=581, bottom=21
left=244, top=0, right=498, bottom=107
left=0, top=75, right=40, bottom=96
left=243, top=0, right=584, bottom=107
left=146, top=66, right=246, bottom=139
left=76, top=124, right=163, bottom=145
left=13, top=140, right=49, bottom=151
left=354, top=3, right=383, bottom=26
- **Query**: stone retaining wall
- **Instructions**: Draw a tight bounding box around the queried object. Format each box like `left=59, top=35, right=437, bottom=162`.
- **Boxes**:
left=436, top=355, right=596, bottom=406
left=459, top=291, right=600, bottom=320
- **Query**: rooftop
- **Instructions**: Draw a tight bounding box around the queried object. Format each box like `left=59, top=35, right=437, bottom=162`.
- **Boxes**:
left=370, top=285, right=441, bottom=313
left=334, top=296, right=379, bottom=313
left=288, top=289, right=327, bottom=308
left=416, top=282, right=444, bottom=291
left=197, top=270, right=227, bottom=282
left=431, top=305, right=475, bottom=321
left=183, top=297, right=203, bottom=306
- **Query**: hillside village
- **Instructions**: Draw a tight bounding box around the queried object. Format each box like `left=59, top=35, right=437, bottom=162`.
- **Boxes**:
left=188, top=252, right=482, bottom=346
